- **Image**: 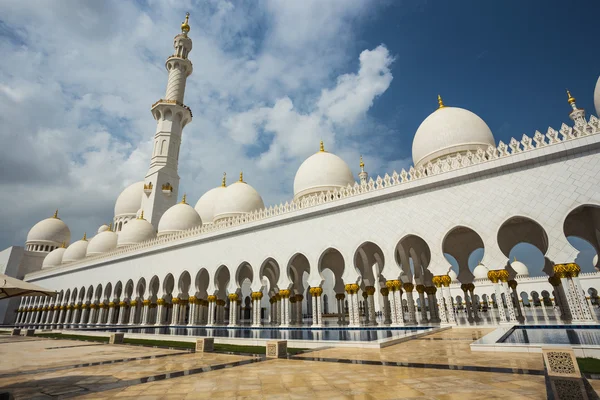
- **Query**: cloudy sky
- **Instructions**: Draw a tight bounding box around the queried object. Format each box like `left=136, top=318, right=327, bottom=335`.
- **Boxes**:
left=0, top=0, right=598, bottom=274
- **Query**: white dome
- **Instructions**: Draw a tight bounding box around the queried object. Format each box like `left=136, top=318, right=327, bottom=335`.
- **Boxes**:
left=62, top=237, right=89, bottom=263
left=594, top=76, right=600, bottom=118
left=412, top=105, right=495, bottom=167
left=26, top=213, right=71, bottom=247
left=511, top=259, right=529, bottom=277
left=448, top=269, right=458, bottom=281
left=294, top=148, right=355, bottom=199
left=473, top=263, right=489, bottom=280
left=593, top=254, right=598, bottom=270
left=213, top=177, right=265, bottom=221
left=114, top=181, right=144, bottom=217
left=42, top=247, right=66, bottom=269
left=97, top=224, right=110, bottom=234
left=117, top=216, right=156, bottom=247
left=86, top=230, right=118, bottom=256
left=194, top=186, right=226, bottom=224
left=158, top=201, right=202, bottom=236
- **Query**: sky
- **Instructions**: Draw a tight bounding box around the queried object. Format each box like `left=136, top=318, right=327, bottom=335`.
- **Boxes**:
left=0, top=0, right=598, bottom=276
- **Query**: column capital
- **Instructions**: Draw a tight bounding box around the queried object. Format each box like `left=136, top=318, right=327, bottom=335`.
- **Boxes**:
left=554, top=263, right=580, bottom=278
left=228, top=293, right=239, bottom=301
left=380, top=287, right=389, bottom=296
left=207, top=295, right=217, bottom=302
left=403, top=283, right=414, bottom=292
left=335, top=293, right=346, bottom=300
left=251, top=291, right=263, bottom=300
left=156, top=298, right=165, bottom=306
left=507, top=279, right=518, bottom=289
left=415, top=284, right=425, bottom=294
left=309, top=287, right=323, bottom=297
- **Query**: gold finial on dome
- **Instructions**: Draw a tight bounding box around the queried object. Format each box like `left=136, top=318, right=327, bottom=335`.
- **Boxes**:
left=221, top=172, right=227, bottom=187
left=53, top=209, right=59, bottom=218
left=60, top=241, right=66, bottom=248
left=181, top=194, right=187, bottom=204
left=181, top=12, right=190, bottom=34
left=359, top=155, right=365, bottom=171
left=82, top=232, right=87, bottom=241
left=239, top=171, right=244, bottom=183
left=108, top=222, right=113, bottom=232
left=437, top=94, right=446, bottom=110
left=566, top=89, right=576, bottom=104
left=139, top=210, right=145, bottom=220
left=319, top=140, right=325, bottom=152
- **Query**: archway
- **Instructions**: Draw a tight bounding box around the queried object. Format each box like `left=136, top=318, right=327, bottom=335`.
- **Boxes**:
left=497, top=216, right=549, bottom=276
left=442, top=226, right=484, bottom=283
left=563, top=204, right=600, bottom=271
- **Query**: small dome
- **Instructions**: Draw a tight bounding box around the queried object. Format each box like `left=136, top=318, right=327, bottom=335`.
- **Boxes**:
left=97, top=224, right=110, bottom=234
left=26, top=211, right=71, bottom=247
left=213, top=174, right=264, bottom=221
left=87, top=230, right=118, bottom=256
left=412, top=104, right=495, bottom=168
left=293, top=143, right=355, bottom=200
left=158, top=199, right=202, bottom=237
left=448, top=269, right=458, bottom=281
left=62, top=235, right=89, bottom=263
left=473, top=263, right=489, bottom=280
left=594, top=254, right=598, bottom=268
left=594, top=76, right=600, bottom=118
left=117, top=215, right=156, bottom=247
left=114, top=181, right=144, bottom=218
left=42, top=247, right=66, bottom=269
left=511, top=259, right=529, bottom=277
left=195, top=185, right=226, bottom=224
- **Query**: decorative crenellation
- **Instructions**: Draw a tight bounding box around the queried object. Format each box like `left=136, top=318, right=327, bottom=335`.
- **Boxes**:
left=49, top=117, right=600, bottom=271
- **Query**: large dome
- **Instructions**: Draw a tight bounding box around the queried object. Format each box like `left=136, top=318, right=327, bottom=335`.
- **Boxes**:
left=594, top=76, right=600, bottom=118
left=511, top=259, right=529, bottom=277
left=473, top=263, right=489, bottom=280
left=114, top=181, right=144, bottom=217
left=26, top=212, right=71, bottom=247
left=117, top=214, right=156, bottom=247
left=62, top=234, right=89, bottom=263
left=412, top=101, right=495, bottom=167
left=213, top=174, right=264, bottom=222
left=293, top=143, right=355, bottom=200
left=158, top=198, right=203, bottom=236
left=86, top=229, right=118, bottom=256
left=194, top=178, right=227, bottom=224
left=42, top=247, right=66, bottom=269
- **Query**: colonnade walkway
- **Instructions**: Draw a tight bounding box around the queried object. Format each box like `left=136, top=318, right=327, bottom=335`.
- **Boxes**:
left=1, top=328, right=598, bottom=398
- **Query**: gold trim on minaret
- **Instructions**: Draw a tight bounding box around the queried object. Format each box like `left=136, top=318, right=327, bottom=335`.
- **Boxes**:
left=82, top=232, right=87, bottom=241
left=359, top=155, right=365, bottom=171
left=53, top=209, right=59, bottom=219
left=566, top=89, right=576, bottom=104
left=180, top=194, right=187, bottom=204
left=437, top=94, right=446, bottom=110
left=319, top=140, right=325, bottom=152
left=181, top=12, right=190, bottom=34
left=138, top=211, right=145, bottom=220
left=239, top=171, right=244, bottom=183
left=222, top=172, right=227, bottom=187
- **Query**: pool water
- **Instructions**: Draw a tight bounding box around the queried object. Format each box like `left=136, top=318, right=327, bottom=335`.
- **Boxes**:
left=79, top=326, right=433, bottom=342
left=499, top=325, right=600, bottom=346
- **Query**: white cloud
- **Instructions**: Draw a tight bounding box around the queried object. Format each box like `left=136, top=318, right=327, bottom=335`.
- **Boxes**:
left=0, top=0, right=402, bottom=250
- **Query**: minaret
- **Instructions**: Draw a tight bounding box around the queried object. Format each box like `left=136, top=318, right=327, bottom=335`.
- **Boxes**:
left=358, top=156, right=368, bottom=184
left=141, top=13, right=194, bottom=228
left=566, top=89, right=586, bottom=126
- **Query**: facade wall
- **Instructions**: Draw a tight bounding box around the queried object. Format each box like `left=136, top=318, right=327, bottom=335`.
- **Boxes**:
left=0, top=246, right=24, bottom=324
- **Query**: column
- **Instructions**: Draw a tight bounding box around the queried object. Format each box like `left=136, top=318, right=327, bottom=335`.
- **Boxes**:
left=207, top=296, right=216, bottom=326
left=487, top=271, right=508, bottom=323
left=251, top=292, right=263, bottom=327
left=98, top=302, right=108, bottom=325
left=415, top=285, right=428, bottom=323
left=385, top=282, right=398, bottom=325
left=275, top=294, right=281, bottom=325
left=508, top=280, right=524, bottom=323
left=188, top=296, right=197, bottom=325
left=228, top=294, right=238, bottom=326
left=468, top=285, right=479, bottom=322
left=64, top=304, right=73, bottom=326
left=295, top=295, right=303, bottom=326
left=497, top=272, right=517, bottom=323
left=431, top=278, right=449, bottom=324
left=280, top=290, right=291, bottom=327
left=170, top=298, right=180, bottom=325
left=563, top=264, right=594, bottom=322
left=310, top=287, right=323, bottom=327
left=128, top=300, right=137, bottom=325
left=107, top=302, right=116, bottom=325
left=403, top=283, right=416, bottom=324
left=117, top=302, right=128, bottom=325
left=362, top=291, right=369, bottom=325
left=461, top=284, right=473, bottom=323
left=379, top=288, right=391, bottom=325
left=336, top=293, right=345, bottom=325
left=365, top=286, right=376, bottom=326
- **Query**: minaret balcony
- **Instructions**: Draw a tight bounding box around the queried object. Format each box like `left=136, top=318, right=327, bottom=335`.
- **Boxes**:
left=162, top=183, right=173, bottom=196
left=143, top=182, right=153, bottom=195
left=151, top=99, right=193, bottom=119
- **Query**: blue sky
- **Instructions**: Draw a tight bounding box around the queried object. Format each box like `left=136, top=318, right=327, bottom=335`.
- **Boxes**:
left=0, top=0, right=597, bottom=276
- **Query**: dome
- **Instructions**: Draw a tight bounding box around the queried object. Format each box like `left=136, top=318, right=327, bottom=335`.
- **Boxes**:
left=97, top=224, right=110, bottom=234
left=293, top=143, right=355, bottom=199
left=412, top=101, right=495, bottom=167
left=86, top=229, right=118, bottom=256
left=117, top=214, right=156, bottom=247
left=114, top=181, right=144, bottom=217
left=511, top=259, right=529, bottom=277
left=42, top=247, right=66, bottom=269
left=158, top=198, right=202, bottom=236
left=62, top=234, right=89, bottom=263
left=473, top=263, right=489, bottom=280
left=213, top=174, right=265, bottom=221
left=194, top=179, right=227, bottom=223
left=593, top=254, right=598, bottom=270
left=448, top=269, right=458, bottom=281
left=26, top=211, right=71, bottom=247
left=594, top=76, right=600, bottom=118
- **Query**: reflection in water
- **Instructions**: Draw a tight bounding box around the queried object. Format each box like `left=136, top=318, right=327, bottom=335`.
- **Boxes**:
left=79, top=326, right=432, bottom=342
left=502, top=328, right=600, bottom=345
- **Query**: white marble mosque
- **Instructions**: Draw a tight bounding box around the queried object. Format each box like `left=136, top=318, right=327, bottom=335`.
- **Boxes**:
left=6, top=14, right=600, bottom=331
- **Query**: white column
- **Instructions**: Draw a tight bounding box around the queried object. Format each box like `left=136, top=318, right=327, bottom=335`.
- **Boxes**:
left=207, top=297, right=216, bottom=326
left=117, top=303, right=128, bottom=325
left=128, top=301, right=137, bottom=325
left=417, top=286, right=428, bottom=323
left=394, top=287, right=405, bottom=325
left=469, top=287, right=479, bottom=322
left=106, top=303, right=116, bottom=325
left=500, top=281, right=518, bottom=323
left=403, top=284, right=416, bottom=324
left=296, top=296, right=303, bottom=326
left=171, top=299, right=180, bottom=325
left=442, top=285, right=457, bottom=325
left=155, top=300, right=164, bottom=325
left=571, top=274, right=594, bottom=321
left=492, top=282, right=507, bottom=322
left=251, top=292, right=262, bottom=327
left=366, top=287, right=376, bottom=326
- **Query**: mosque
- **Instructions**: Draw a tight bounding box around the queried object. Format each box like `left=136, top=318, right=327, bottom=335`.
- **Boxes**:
left=6, top=14, right=600, bottom=330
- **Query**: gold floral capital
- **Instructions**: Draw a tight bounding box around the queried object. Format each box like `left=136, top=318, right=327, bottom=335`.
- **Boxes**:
left=108, top=302, right=115, bottom=308
left=130, top=300, right=138, bottom=307
left=119, top=301, right=127, bottom=307
left=403, top=283, right=414, bottom=292
left=156, top=298, right=165, bottom=306
left=508, top=280, right=518, bottom=289
left=251, top=291, right=263, bottom=300
left=380, top=287, right=389, bottom=296
left=365, top=286, right=376, bottom=296
left=335, top=293, right=346, bottom=300
left=279, top=289, right=291, bottom=298
left=487, top=270, right=499, bottom=283
left=142, top=299, right=151, bottom=306
left=432, top=276, right=444, bottom=288
left=188, top=296, right=197, bottom=303
left=228, top=293, right=239, bottom=301
left=415, top=284, right=425, bottom=294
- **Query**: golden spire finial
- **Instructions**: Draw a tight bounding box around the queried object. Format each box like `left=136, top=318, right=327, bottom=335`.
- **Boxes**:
left=82, top=232, right=87, bottom=241
left=437, top=94, right=446, bottom=109
left=566, top=89, right=576, bottom=104
left=239, top=171, right=244, bottom=183
left=513, top=256, right=517, bottom=262
left=53, top=209, right=58, bottom=218
left=319, top=140, right=325, bottom=152
left=222, top=172, right=227, bottom=187
left=359, top=155, right=364, bottom=171
left=181, top=12, right=190, bottom=34
left=60, top=241, right=66, bottom=248
left=108, top=222, right=113, bottom=232
left=181, top=194, right=187, bottom=204
left=139, top=210, right=144, bottom=220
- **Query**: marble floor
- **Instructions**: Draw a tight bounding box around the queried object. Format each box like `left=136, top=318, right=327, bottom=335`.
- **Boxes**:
left=0, top=328, right=595, bottom=399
